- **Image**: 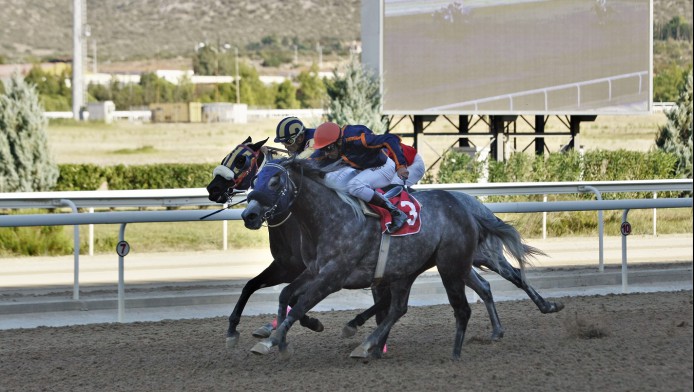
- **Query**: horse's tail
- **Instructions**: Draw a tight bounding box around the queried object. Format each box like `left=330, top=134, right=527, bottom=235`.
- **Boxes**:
left=473, top=213, right=546, bottom=282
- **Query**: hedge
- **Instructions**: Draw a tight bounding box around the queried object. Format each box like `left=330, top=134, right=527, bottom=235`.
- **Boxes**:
left=434, top=149, right=682, bottom=201
left=55, top=163, right=217, bottom=190
left=54, top=149, right=680, bottom=193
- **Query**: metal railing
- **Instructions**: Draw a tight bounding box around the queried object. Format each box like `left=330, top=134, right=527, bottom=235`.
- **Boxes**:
left=1, top=196, right=691, bottom=322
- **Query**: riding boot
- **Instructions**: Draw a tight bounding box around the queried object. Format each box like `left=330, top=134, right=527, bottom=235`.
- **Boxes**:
left=369, top=193, right=407, bottom=234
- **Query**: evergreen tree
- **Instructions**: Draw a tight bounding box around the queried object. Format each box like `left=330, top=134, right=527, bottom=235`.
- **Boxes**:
left=325, top=59, right=386, bottom=133
left=0, top=74, right=59, bottom=192
left=655, top=69, right=693, bottom=179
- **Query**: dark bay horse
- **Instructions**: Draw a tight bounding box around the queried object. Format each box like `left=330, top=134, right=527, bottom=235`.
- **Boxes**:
left=241, top=157, right=539, bottom=360
left=206, top=138, right=563, bottom=349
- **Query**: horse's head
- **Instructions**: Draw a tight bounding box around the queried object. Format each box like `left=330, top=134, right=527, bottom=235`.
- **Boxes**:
left=241, top=158, right=301, bottom=229
left=207, top=137, right=268, bottom=204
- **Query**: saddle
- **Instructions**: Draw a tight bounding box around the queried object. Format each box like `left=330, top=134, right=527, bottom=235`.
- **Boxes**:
left=366, top=186, right=422, bottom=237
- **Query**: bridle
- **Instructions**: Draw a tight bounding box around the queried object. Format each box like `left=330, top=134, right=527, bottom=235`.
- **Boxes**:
left=255, top=162, right=303, bottom=225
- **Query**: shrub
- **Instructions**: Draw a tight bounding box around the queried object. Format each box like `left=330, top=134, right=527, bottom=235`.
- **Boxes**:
left=0, top=74, right=59, bottom=192
left=655, top=69, right=693, bottom=179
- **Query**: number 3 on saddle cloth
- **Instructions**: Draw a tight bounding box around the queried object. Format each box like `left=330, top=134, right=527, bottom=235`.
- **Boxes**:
left=370, top=189, right=422, bottom=236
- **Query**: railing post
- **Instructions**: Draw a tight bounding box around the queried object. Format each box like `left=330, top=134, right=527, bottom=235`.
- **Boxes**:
left=118, top=223, right=127, bottom=322
left=223, top=201, right=229, bottom=250
left=59, top=199, right=80, bottom=300
left=88, top=207, right=94, bottom=256
left=223, top=220, right=228, bottom=250
left=621, top=209, right=630, bottom=293
left=578, top=186, right=604, bottom=271
left=542, top=194, right=547, bottom=239
left=653, top=192, right=657, bottom=236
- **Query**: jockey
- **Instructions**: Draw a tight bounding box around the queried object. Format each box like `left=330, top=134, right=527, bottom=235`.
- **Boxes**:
left=311, top=121, right=409, bottom=234
left=274, top=117, right=316, bottom=159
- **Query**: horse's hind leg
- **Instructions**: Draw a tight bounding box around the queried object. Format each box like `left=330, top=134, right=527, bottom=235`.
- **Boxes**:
left=440, top=272, right=472, bottom=361
left=436, top=252, right=474, bottom=362
left=480, top=253, right=564, bottom=313
left=464, top=268, right=504, bottom=340
left=350, top=278, right=414, bottom=359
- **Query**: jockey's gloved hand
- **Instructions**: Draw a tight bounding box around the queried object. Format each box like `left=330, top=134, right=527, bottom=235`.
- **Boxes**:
left=396, top=166, right=409, bottom=180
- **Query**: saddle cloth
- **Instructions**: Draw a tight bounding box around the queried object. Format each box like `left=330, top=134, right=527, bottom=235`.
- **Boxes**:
left=369, top=190, right=422, bottom=236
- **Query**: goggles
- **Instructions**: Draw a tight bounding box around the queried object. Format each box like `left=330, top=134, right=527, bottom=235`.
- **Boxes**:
left=281, top=131, right=302, bottom=147
left=323, top=143, right=339, bottom=153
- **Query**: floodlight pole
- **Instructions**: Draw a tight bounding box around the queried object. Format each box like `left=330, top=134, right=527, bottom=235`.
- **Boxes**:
left=72, top=0, right=85, bottom=120
left=235, top=47, right=240, bottom=104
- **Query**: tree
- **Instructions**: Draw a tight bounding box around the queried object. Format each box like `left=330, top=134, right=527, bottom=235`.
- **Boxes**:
left=296, top=63, right=326, bottom=108
left=324, top=59, right=386, bottom=133
left=139, top=72, right=174, bottom=105
left=655, top=69, right=693, bottom=179
left=23, top=65, right=72, bottom=111
left=0, top=74, right=59, bottom=192
left=238, top=63, right=274, bottom=107
left=274, top=80, right=299, bottom=109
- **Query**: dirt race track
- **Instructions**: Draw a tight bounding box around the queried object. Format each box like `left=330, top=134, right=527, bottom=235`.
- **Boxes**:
left=1, top=291, right=692, bottom=392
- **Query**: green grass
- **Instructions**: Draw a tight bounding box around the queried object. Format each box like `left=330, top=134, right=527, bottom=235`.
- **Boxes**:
left=82, top=219, right=270, bottom=254
left=111, top=145, right=157, bottom=155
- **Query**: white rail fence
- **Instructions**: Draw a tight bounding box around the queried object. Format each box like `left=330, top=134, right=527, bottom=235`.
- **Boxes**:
left=2, top=179, right=690, bottom=251
left=1, top=180, right=692, bottom=321
left=44, top=108, right=324, bottom=122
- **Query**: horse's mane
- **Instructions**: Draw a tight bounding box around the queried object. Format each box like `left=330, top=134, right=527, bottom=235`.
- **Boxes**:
left=280, top=157, right=364, bottom=224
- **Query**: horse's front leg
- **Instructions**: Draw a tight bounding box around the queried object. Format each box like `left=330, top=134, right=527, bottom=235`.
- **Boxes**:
left=250, top=269, right=315, bottom=355
left=227, top=261, right=297, bottom=348
left=256, top=262, right=349, bottom=357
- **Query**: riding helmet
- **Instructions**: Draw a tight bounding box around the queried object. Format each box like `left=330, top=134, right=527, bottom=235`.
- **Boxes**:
left=275, top=117, right=305, bottom=143
left=313, top=122, right=341, bottom=149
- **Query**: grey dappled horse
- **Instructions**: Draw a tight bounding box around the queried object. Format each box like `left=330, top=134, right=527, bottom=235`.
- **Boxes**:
left=206, top=138, right=563, bottom=350
left=241, top=157, right=541, bottom=360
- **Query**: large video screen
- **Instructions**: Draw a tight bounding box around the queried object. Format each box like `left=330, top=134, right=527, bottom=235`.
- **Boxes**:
left=382, top=0, right=652, bottom=115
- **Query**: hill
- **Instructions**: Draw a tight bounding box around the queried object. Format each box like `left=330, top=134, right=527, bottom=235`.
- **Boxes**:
left=0, top=0, right=690, bottom=68
left=0, top=0, right=360, bottom=65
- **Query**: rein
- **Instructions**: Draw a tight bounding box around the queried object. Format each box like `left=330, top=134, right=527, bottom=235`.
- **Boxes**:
left=199, top=191, right=247, bottom=220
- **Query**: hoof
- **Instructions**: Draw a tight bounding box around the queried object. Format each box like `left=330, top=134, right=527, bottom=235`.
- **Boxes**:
left=541, top=302, right=565, bottom=314
left=226, top=332, right=240, bottom=349
left=308, top=320, right=325, bottom=333
left=349, top=344, right=371, bottom=359
left=252, top=323, right=274, bottom=339
left=302, top=318, right=325, bottom=332
left=250, top=339, right=274, bottom=355
left=490, top=329, right=504, bottom=341
left=342, top=324, right=357, bottom=338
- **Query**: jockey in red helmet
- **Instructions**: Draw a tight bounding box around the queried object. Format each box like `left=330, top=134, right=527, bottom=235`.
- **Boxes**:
left=312, top=122, right=409, bottom=234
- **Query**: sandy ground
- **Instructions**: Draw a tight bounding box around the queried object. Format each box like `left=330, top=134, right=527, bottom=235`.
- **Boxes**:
left=0, top=290, right=691, bottom=392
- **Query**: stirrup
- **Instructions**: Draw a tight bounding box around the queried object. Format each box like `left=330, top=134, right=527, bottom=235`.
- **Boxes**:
left=386, top=210, right=407, bottom=234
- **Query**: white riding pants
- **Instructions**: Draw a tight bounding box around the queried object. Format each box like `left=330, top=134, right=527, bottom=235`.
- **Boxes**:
left=325, top=158, right=396, bottom=202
